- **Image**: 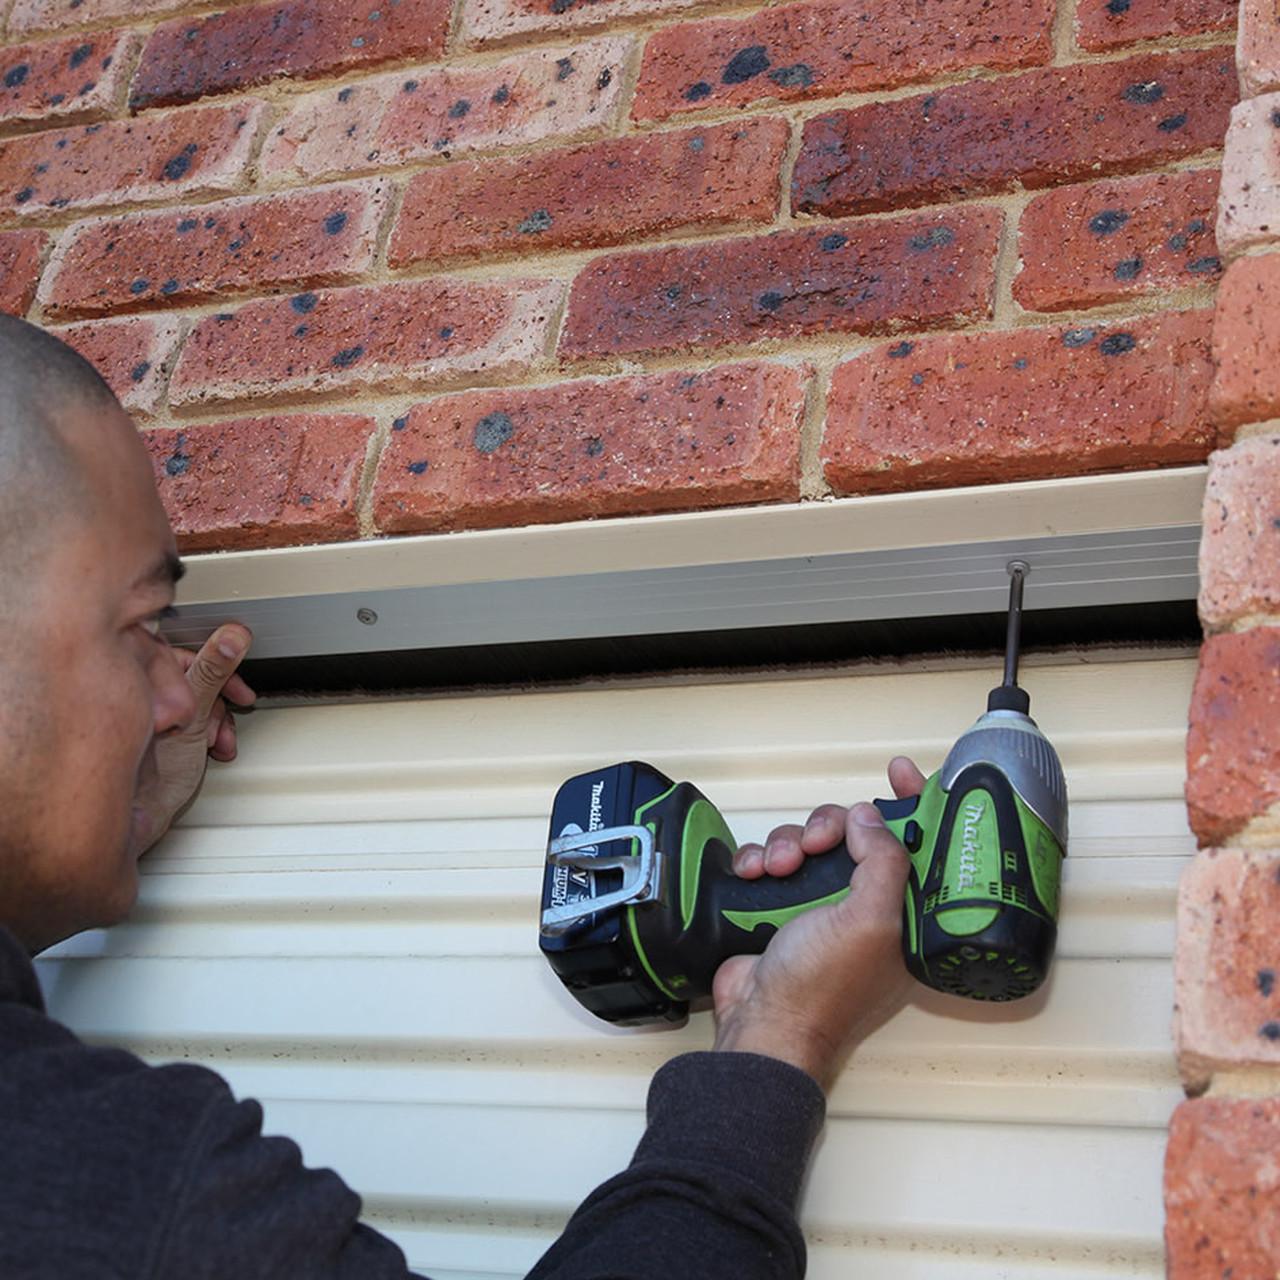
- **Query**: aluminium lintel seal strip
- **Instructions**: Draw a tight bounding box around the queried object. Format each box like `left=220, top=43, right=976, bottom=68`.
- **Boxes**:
left=164, top=468, right=1206, bottom=662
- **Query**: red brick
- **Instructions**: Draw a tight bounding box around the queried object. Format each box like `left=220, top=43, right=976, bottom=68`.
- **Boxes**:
left=54, top=314, right=182, bottom=416
left=261, top=37, right=630, bottom=183
left=1210, top=254, right=1280, bottom=431
left=1200, top=436, right=1280, bottom=630
left=462, top=0, right=710, bottom=45
left=41, top=180, right=389, bottom=320
left=130, top=0, right=452, bottom=111
left=1218, top=95, right=1280, bottom=260
left=559, top=206, right=1001, bottom=362
left=1166, top=1096, right=1280, bottom=1273
left=793, top=50, right=1237, bottom=219
left=0, top=102, right=263, bottom=220
left=390, top=119, right=787, bottom=269
left=170, top=278, right=562, bottom=410
left=1076, top=0, right=1236, bottom=52
left=9, top=0, right=261, bottom=35
left=633, top=0, right=1054, bottom=123
left=373, top=361, right=807, bottom=534
left=0, top=28, right=135, bottom=128
left=1240, top=0, right=1280, bottom=98
left=1174, top=849, right=1280, bottom=1087
left=0, top=228, right=47, bottom=315
left=823, top=310, right=1214, bottom=495
left=145, top=414, right=374, bottom=552
left=1186, top=629, right=1280, bottom=846
left=1015, top=169, right=1221, bottom=313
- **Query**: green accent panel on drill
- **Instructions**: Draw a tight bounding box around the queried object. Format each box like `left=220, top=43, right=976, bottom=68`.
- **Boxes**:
left=937, top=785, right=1001, bottom=937
left=881, top=773, right=948, bottom=888
left=936, top=905, right=999, bottom=936
left=625, top=783, right=682, bottom=1003
left=721, top=885, right=850, bottom=934
left=881, top=774, right=949, bottom=962
left=1017, top=794, right=1063, bottom=919
left=679, top=799, right=738, bottom=930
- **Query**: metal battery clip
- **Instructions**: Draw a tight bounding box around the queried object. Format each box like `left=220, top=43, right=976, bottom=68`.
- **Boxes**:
left=540, top=824, right=660, bottom=937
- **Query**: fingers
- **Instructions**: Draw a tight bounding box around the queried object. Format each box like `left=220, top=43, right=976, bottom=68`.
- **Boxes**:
left=185, top=625, right=253, bottom=723
left=209, top=705, right=238, bottom=762
left=733, top=843, right=766, bottom=879
left=221, top=671, right=257, bottom=709
left=888, top=755, right=927, bottom=799
left=800, top=804, right=848, bottom=852
left=731, top=761, right=925, bottom=883
left=733, top=821, right=803, bottom=879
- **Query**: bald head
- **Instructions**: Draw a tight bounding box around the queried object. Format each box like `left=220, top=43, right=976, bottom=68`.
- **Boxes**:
left=0, top=317, right=188, bottom=950
left=0, top=315, right=120, bottom=601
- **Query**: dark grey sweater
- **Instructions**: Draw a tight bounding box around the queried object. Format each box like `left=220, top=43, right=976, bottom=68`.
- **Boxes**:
left=0, top=928, right=825, bottom=1278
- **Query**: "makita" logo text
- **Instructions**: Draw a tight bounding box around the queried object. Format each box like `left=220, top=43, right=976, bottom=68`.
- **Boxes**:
left=957, top=799, right=985, bottom=891
left=588, top=781, right=605, bottom=834
left=549, top=781, right=608, bottom=909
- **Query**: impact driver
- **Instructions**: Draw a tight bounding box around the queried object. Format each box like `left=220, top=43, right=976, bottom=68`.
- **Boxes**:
left=539, top=562, right=1068, bottom=1024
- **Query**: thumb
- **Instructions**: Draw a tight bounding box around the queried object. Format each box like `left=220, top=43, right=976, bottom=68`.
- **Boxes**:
left=844, top=805, right=911, bottom=921
left=186, top=625, right=252, bottom=722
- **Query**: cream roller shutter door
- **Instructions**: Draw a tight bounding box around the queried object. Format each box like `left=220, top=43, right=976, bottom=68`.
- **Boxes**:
left=36, top=654, right=1194, bottom=1279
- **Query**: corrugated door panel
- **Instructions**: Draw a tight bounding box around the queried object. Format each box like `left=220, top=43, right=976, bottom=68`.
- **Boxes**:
left=37, top=656, right=1194, bottom=1279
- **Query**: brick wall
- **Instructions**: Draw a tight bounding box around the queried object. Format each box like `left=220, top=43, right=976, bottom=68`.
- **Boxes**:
left=1164, top=0, right=1280, bottom=1272
left=0, top=0, right=1237, bottom=550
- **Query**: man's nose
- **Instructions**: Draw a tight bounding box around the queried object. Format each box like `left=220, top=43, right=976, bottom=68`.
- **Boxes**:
left=153, top=643, right=198, bottom=735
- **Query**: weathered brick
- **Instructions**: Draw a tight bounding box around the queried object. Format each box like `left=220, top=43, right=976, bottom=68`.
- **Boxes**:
left=145, top=414, right=374, bottom=552
left=1240, top=0, right=1280, bottom=98
left=1166, top=1096, right=1280, bottom=1273
left=373, top=361, right=807, bottom=534
left=1186, top=629, right=1280, bottom=847
left=823, top=310, right=1214, bottom=494
left=462, top=0, right=706, bottom=45
left=0, top=102, right=263, bottom=220
left=1015, top=168, right=1221, bottom=313
left=9, top=0, right=261, bottom=36
left=1210, top=253, right=1280, bottom=431
left=130, top=0, right=452, bottom=111
left=262, top=37, right=631, bottom=183
left=40, top=180, right=389, bottom=320
left=54, top=314, right=182, bottom=416
left=633, top=0, right=1054, bottom=122
left=559, top=206, right=1001, bottom=361
left=390, top=118, right=787, bottom=269
left=0, top=28, right=135, bottom=128
left=0, top=228, right=46, bottom=315
left=170, top=278, right=562, bottom=409
left=1217, top=95, right=1280, bottom=260
left=793, top=50, right=1236, bottom=219
left=1076, top=0, right=1236, bottom=52
left=1175, top=848, right=1280, bottom=1088
left=1200, top=436, right=1280, bottom=630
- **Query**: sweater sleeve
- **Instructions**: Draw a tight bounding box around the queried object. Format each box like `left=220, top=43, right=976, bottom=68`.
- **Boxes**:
left=525, top=1052, right=827, bottom=1280
left=156, top=1052, right=822, bottom=1280
left=154, top=1081, right=428, bottom=1280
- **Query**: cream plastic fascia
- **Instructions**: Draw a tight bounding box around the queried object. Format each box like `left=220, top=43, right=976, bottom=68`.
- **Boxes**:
left=165, top=467, right=1206, bottom=661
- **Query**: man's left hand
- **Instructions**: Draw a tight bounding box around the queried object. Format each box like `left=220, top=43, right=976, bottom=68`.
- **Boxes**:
left=134, top=624, right=255, bottom=856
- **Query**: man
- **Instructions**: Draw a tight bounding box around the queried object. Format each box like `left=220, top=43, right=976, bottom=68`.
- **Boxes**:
left=0, top=313, right=918, bottom=1277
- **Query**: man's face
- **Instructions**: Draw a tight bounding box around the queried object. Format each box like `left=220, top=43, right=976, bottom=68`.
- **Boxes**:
left=0, top=398, right=197, bottom=952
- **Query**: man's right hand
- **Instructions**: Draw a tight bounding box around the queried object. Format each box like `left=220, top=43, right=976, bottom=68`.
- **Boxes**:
left=709, top=757, right=925, bottom=1091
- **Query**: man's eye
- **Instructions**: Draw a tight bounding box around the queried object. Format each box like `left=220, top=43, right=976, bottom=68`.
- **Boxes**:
left=139, top=606, right=179, bottom=638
